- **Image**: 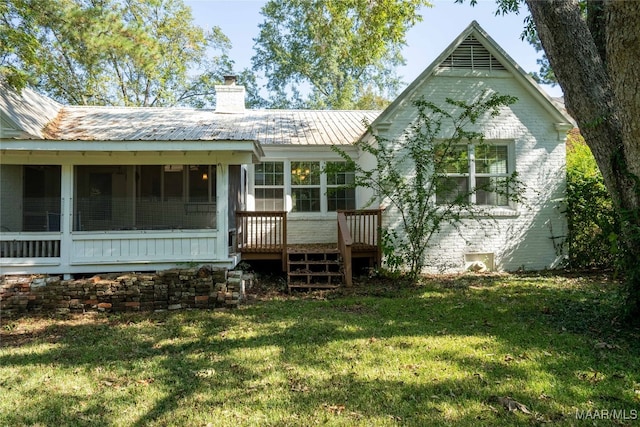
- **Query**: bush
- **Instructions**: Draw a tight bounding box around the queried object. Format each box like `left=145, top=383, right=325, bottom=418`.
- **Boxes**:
left=565, top=129, right=618, bottom=269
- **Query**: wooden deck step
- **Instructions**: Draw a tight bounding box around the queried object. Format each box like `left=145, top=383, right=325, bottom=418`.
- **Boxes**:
left=287, top=245, right=344, bottom=291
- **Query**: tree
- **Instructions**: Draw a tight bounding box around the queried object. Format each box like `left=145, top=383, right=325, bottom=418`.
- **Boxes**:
left=330, top=92, right=522, bottom=279
left=524, top=32, right=556, bottom=86
left=463, top=0, right=640, bottom=317
left=0, top=0, right=259, bottom=108
left=252, top=0, right=431, bottom=110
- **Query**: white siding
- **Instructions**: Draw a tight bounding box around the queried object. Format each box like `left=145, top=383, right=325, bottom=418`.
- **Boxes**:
left=70, top=233, right=218, bottom=265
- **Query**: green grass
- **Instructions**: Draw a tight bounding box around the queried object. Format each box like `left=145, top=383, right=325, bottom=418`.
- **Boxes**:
left=1, top=273, right=639, bottom=426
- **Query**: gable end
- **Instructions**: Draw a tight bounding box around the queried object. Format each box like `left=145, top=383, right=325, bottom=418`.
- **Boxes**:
left=438, top=35, right=506, bottom=71
left=1, top=113, right=22, bottom=138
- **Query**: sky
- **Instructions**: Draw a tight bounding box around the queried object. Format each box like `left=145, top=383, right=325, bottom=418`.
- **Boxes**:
left=184, top=0, right=563, bottom=98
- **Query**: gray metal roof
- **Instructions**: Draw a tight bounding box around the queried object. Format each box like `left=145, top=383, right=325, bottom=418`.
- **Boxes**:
left=51, top=107, right=379, bottom=145
left=0, top=84, right=380, bottom=146
left=0, top=85, right=62, bottom=139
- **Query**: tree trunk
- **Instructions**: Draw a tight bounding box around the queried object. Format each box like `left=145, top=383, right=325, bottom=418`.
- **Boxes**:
left=525, top=0, right=640, bottom=318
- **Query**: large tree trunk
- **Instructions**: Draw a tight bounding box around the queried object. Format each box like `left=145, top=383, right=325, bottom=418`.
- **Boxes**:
left=525, top=0, right=640, bottom=318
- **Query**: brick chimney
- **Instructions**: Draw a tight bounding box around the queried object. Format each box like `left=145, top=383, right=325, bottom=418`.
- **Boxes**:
left=215, top=75, right=245, bottom=113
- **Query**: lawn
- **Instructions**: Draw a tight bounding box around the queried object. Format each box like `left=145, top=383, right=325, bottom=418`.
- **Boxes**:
left=1, top=273, right=639, bottom=426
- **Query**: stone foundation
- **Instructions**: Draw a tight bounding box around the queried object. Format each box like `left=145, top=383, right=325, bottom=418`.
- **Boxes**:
left=0, top=267, right=253, bottom=316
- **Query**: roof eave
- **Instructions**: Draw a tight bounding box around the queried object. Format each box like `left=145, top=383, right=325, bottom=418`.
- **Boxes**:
left=0, top=138, right=265, bottom=162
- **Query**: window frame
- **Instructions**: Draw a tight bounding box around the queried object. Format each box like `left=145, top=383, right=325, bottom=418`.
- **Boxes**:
left=253, top=161, right=286, bottom=211
left=251, top=159, right=357, bottom=214
left=436, top=142, right=514, bottom=207
left=326, top=161, right=356, bottom=211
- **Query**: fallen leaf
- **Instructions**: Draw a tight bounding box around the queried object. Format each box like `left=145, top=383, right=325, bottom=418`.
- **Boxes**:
left=594, top=341, right=619, bottom=350
left=496, top=396, right=532, bottom=414
left=290, top=381, right=309, bottom=392
left=324, top=404, right=346, bottom=414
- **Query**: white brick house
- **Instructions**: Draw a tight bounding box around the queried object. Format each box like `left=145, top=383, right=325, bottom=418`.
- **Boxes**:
left=0, top=21, right=572, bottom=277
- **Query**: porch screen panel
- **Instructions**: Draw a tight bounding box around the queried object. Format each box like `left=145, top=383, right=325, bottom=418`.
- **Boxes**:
left=0, top=165, right=61, bottom=232
left=74, top=165, right=217, bottom=231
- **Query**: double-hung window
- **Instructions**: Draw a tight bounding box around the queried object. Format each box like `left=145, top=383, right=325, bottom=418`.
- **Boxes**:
left=326, top=161, right=356, bottom=211
left=291, top=161, right=321, bottom=212
left=254, top=162, right=285, bottom=211
left=436, top=143, right=511, bottom=206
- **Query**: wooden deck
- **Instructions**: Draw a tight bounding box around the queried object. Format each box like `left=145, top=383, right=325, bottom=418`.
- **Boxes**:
left=235, top=209, right=382, bottom=287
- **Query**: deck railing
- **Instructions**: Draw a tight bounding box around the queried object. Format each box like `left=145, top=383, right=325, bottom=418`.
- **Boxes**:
left=338, top=209, right=384, bottom=286
left=236, top=211, right=287, bottom=269
left=236, top=209, right=383, bottom=285
left=341, top=209, right=383, bottom=262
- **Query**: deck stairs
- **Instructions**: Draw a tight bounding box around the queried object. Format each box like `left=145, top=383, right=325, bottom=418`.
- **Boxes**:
left=287, top=245, right=343, bottom=291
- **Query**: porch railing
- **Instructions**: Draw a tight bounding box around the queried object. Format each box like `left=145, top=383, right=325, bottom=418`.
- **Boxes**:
left=0, top=234, right=61, bottom=258
left=341, top=209, right=382, bottom=260
left=236, top=211, right=287, bottom=270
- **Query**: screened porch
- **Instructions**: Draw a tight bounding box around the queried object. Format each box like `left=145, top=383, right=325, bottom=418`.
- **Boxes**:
left=0, top=162, right=240, bottom=275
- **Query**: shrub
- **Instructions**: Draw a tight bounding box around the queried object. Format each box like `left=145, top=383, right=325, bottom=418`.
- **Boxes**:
left=565, top=129, right=618, bottom=269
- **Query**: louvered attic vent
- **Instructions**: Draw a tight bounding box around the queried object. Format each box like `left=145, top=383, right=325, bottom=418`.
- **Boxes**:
left=438, top=35, right=506, bottom=71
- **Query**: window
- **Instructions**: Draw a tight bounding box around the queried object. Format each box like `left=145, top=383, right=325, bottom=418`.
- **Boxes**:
left=326, top=162, right=356, bottom=211
left=436, top=144, right=511, bottom=206
left=252, top=160, right=358, bottom=213
left=291, top=161, right=321, bottom=212
left=188, top=165, right=210, bottom=203
left=254, top=162, right=284, bottom=210
left=474, top=145, right=509, bottom=206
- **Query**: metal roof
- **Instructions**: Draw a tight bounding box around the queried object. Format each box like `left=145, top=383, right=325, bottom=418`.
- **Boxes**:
left=1, top=81, right=380, bottom=146
left=1, top=87, right=380, bottom=146
left=0, top=85, right=62, bottom=139
left=50, top=107, right=379, bottom=145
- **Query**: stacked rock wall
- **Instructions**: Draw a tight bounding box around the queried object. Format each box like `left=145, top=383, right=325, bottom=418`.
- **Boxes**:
left=0, top=267, right=253, bottom=316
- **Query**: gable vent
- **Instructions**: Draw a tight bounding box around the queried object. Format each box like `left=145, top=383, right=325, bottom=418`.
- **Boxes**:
left=438, top=35, right=506, bottom=71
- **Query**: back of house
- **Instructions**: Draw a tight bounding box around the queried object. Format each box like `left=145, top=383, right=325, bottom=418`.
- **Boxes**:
left=0, top=21, right=572, bottom=278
